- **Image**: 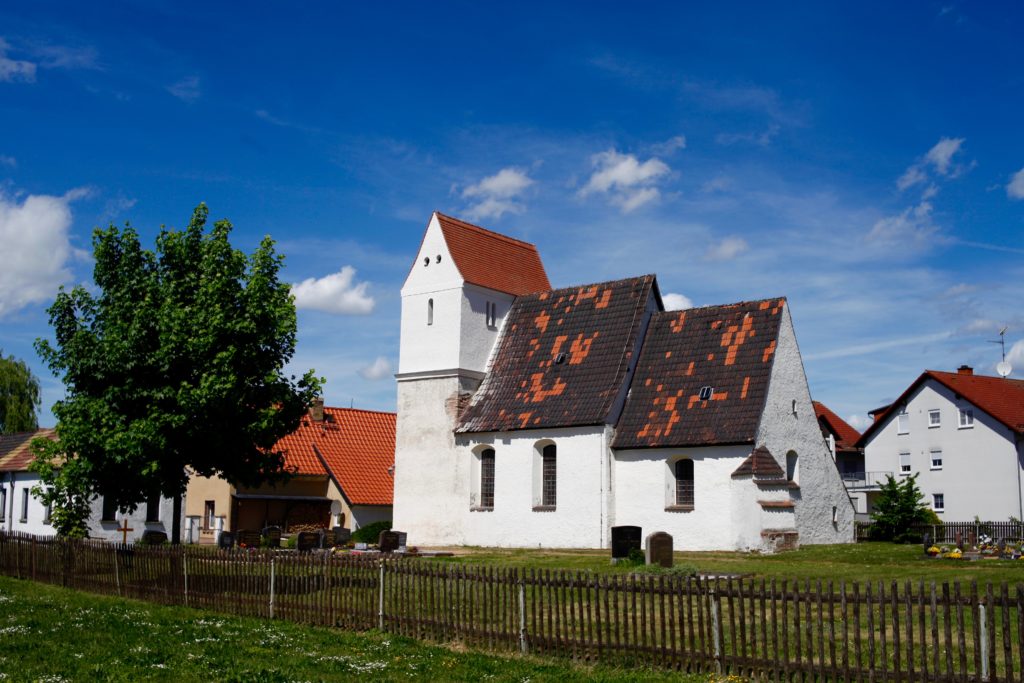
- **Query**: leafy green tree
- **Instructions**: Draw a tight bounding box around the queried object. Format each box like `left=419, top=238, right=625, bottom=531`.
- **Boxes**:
left=31, top=204, right=322, bottom=540
left=0, top=350, right=41, bottom=434
left=869, top=473, right=933, bottom=542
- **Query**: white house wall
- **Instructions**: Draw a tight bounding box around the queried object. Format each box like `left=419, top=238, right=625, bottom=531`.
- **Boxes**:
left=86, top=495, right=181, bottom=543
left=755, top=303, right=855, bottom=544
left=3, top=472, right=54, bottom=536
left=613, top=445, right=752, bottom=550
left=457, top=426, right=609, bottom=548
left=862, top=380, right=1023, bottom=521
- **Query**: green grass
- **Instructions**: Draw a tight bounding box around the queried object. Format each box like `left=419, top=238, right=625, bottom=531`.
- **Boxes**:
left=434, top=542, right=1024, bottom=585
left=0, top=576, right=716, bottom=682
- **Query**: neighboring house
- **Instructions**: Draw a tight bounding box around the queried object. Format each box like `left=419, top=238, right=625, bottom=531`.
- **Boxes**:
left=185, top=400, right=395, bottom=542
left=0, top=428, right=180, bottom=542
left=392, top=212, right=854, bottom=551
left=855, top=366, right=1024, bottom=521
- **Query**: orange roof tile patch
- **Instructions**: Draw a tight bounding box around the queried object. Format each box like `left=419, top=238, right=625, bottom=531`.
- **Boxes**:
left=434, top=212, right=550, bottom=296
left=534, top=310, right=551, bottom=333
left=568, top=332, right=598, bottom=364
left=762, top=340, right=776, bottom=362
left=595, top=289, right=612, bottom=309
left=741, top=376, right=751, bottom=399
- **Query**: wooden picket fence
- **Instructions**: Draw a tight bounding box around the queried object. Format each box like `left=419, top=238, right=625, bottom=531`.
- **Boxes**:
left=4, top=531, right=1024, bottom=681
left=856, top=521, right=1024, bottom=544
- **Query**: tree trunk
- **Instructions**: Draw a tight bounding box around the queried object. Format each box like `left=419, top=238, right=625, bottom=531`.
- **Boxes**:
left=172, top=493, right=182, bottom=545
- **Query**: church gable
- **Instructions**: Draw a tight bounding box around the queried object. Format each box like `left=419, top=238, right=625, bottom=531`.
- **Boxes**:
left=612, top=298, right=785, bottom=449
left=456, top=275, right=657, bottom=433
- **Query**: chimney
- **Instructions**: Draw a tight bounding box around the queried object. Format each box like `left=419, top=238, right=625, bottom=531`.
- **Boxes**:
left=310, top=397, right=325, bottom=422
left=957, top=365, right=973, bottom=376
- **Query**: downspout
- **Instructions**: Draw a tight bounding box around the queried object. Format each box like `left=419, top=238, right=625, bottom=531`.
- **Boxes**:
left=1016, top=433, right=1023, bottom=523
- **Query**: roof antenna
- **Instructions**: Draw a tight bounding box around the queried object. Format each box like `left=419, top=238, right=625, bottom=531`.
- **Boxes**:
left=990, top=326, right=1013, bottom=378
left=350, top=397, right=354, bottom=409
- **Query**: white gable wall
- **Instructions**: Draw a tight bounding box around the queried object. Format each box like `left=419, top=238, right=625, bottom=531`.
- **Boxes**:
left=460, top=284, right=515, bottom=374
left=755, top=303, right=855, bottom=544
left=862, top=379, right=1023, bottom=521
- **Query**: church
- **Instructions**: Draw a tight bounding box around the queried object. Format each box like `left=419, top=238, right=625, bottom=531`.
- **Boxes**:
left=392, top=212, right=854, bottom=551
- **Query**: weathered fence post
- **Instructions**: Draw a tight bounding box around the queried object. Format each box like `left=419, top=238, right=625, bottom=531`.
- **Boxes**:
left=269, top=556, right=276, bottom=620
left=31, top=536, right=36, bottom=580
left=183, top=550, right=189, bottom=608
left=378, top=559, right=385, bottom=631
left=710, top=586, right=723, bottom=675
left=979, top=601, right=989, bottom=681
left=113, top=544, right=121, bottom=597
left=518, top=572, right=528, bottom=654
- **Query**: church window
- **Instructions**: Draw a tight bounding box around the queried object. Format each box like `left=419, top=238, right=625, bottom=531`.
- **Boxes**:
left=427, top=298, right=434, bottom=326
left=486, top=301, right=497, bottom=328
left=675, top=459, right=694, bottom=508
left=786, top=451, right=799, bottom=484
left=146, top=491, right=161, bottom=523
left=102, top=495, right=117, bottom=522
left=479, top=449, right=495, bottom=509
left=542, top=444, right=557, bottom=507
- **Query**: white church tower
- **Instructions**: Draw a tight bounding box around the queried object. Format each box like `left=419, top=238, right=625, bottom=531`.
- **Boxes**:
left=391, top=212, right=550, bottom=543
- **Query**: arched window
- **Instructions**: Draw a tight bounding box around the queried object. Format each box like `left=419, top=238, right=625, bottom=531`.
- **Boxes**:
left=480, top=448, right=495, bottom=509
left=427, top=298, right=434, bottom=326
left=675, top=459, right=694, bottom=508
left=786, top=451, right=799, bottom=484
left=542, top=444, right=557, bottom=507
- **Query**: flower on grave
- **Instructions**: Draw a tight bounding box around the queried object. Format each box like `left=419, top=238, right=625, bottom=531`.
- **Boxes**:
left=945, top=549, right=963, bottom=559
left=927, top=545, right=941, bottom=556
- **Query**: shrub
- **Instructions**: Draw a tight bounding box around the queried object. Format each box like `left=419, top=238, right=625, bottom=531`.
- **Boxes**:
left=869, top=473, right=932, bottom=542
left=351, top=520, right=392, bottom=544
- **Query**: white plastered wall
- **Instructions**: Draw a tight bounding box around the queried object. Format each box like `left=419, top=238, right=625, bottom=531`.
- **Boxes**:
left=862, top=379, right=1023, bottom=521
left=755, top=303, right=855, bottom=544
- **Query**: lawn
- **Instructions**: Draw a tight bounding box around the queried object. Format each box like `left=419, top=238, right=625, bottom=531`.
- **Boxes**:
left=0, top=576, right=717, bottom=682
left=433, top=541, right=1024, bottom=585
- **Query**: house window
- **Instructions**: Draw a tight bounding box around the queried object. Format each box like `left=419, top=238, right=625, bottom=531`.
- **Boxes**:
left=933, top=493, right=945, bottom=512
left=0, top=488, right=6, bottom=522
left=899, top=451, right=911, bottom=474
left=542, top=444, right=557, bottom=508
left=427, top=298, right=434, bottom=326
left=675, top=459, right=694, bottom=508
left=43, top=499, right=52, bottom=525
left=204, top=501, right=215, bottom=530
left=20, top=488, right=29, bottom=522
left=146, top=492, right=161, bottom=523
left=958, top=408, right=974, bottom=429
left=101, top=495, right=117, bottom=522
left=928, top=410, right=941, bottom=428
left=479, top=448, right=495, bottom=509
left=897, top=411, right=909, bottom=435
left=930, top=449, right=943, bottom=470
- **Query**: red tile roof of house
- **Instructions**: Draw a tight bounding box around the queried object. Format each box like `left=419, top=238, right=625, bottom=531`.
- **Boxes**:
left=856, top=369, right=1024, bottom=445
left=0, top=428, right=56, bottom=472
left=457, top=275, right=657, bottom=433
left=312, top=407, right=396, bottom=506
left=812, top=401, right=862, bottom=452
left=435, top=212, right=551, bottom=296
left=613, top=298, right=786, bottom=449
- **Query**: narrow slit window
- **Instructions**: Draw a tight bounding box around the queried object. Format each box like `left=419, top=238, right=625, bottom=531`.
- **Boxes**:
left=542, top=444, right=557, bottom=507
left=675, top=459, right=694, bottom=508
left=427, top=298, right=434, bottom=326
left=20, top=488, right=29, bottom=522
left=480, top=449, right=495, bottom=509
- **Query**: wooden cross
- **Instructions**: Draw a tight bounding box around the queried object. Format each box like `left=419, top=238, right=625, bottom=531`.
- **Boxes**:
left=116, top=517, right=134, bottom=544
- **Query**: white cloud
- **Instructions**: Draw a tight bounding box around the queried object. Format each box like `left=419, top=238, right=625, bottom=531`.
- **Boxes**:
left=846, top=413, right=873, bottom=432
left=715, top=124, right=779, bottom=147
left=359, top=356, right=393, bottom=380
left=29, top=42, right=98, bottom=70
left=700, top=176, right=733, bottom=193
left=704, top=236, right=749, bottom=262
left=650, top=135, right=686, bottom=155
left=1007, top=167, right=1024, bottom=200
left=662, top=292, right=693, bottom=310
left=896, top=165, right=927, bottom=191
left=0, top=189, right=85, bottom=317
left=579, top=149, right=671, bottom=213
left=0, top=155, right=14, bottom=168
left=925, top=137, right=965, bottom=175
left=291, top=266, right=375, bottom=315
left=167, top=76, right=201, bottom=103
left=461, top=167, right=533, bottom=221
left=0, top=38, right=36, bottom=83
left=867, top=201, right=937, bottom=244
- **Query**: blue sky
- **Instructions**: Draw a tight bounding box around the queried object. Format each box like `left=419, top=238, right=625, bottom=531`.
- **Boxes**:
left=2, top=2, right=1023, bottom=431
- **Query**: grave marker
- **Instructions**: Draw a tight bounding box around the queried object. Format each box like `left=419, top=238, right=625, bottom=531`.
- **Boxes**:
left=378, top=530, right=400, bottom=553
left=611, top=525, right=642, bottom=563
left=645, top=531, right=674, bottom=568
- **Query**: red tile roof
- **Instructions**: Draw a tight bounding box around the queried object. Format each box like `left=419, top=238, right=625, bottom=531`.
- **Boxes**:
left=613, top=298, right=786, bottom=449
left=435, top=212, right=551, bottom=296
left=0, top=428, right=56, bottom=472
left=457, top=275, right=657, bottom=433
left=857, top=370, right=1024, bottom=444
left=312, top=407, right=396, bottom=506
left=732, top=445, right=785, bottom=478
left=812, top=401, right=862, bottom=453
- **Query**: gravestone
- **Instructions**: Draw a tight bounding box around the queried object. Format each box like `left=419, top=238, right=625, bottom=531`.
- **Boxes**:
left=611, top=525, right=642, bottom=562
left=645, top=531, right=674, bottom=568
left=237, top=530, right=262, bottom=548
left=141, top=529, right=168, bottom=545
left=334, top=527, right=351, bottom=545
left=998, top=538, right=1007, bottom=553
left=955, top=531, right=964, bottom=550
left=393, top=531, right=408, bottom=550
left=318, top=528, right=335, bottom=548
left=217, top=531, right=235, bottom=550
left=262, top=526, right=282, bottom=548
left=296, top=531, right=319, bottom=553
left=923, top=532, right=932, bottom=555
left=378, top=530, right=400, bottom=553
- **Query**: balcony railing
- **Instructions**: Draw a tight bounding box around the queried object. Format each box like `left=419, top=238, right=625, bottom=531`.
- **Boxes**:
left=841, top=471, right=893, bottom=489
